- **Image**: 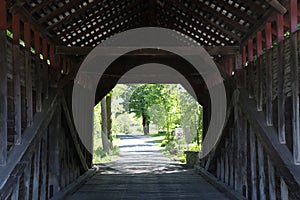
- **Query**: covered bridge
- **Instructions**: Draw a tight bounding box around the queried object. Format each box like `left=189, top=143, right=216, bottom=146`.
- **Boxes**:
left=0, top=0, right=300, bottom=199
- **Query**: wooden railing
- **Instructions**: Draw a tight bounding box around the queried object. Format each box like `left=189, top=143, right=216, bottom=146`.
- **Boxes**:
left=0, top=89, right=92, bottom=200
left=198, top=31, right=300, bottom=200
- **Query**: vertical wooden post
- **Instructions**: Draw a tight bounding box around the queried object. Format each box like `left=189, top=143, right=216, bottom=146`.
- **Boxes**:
left=257, top=140, right=266, bottom=200
left=40, top=133, right=48, bottom=200
left=0, top=0, right=7, bottom=166
left=267, top=157, right=276, bottom=199
left=23, top=157, right=32, bottom=200
left=249, top=126, right=257, bottom=200
left=12, top=13, right=22, bottom=145
left=265, top=22, right=273, bottom=126
left=290, top=0, right=300, bottom=165
left=248, top=39, right=254, bottom=98
left=34, top=30, right=42, bottom=112
left=277, top=14, right=286, bottom=144
left=48, top=106, right=61, bottom=198
left=32, top=140, right=41, bottom=200
left=24, top=22, right=33, bottom=127
left=42, top=38, right=48, bottom=99
left=280, top=177, right=288, bottom=200
left=11, top=177, right=20, bottom=200
left=256, top=31, right=263, bottom=111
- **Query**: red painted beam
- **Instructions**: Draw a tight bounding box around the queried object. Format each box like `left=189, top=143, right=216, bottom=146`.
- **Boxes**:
left=290, top=0, right=298, bottom=33
left=12, top=13, right=20, bottom=45
left=24, top=22, right=31, bottom=51
left=265, top=22, right=272, bottom=50
left=34, top=30, right=40, bottom=56
left=0, top=0, right=6, bottom=30
left=277, top=14, right=284, bottom=42
left=248, top=39, right=253, bottom=62
left=257, top=31, right=262, bottom=56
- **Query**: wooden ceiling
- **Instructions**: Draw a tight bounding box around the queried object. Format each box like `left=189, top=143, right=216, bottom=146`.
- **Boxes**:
left=7, top=0, right=289, bottom=49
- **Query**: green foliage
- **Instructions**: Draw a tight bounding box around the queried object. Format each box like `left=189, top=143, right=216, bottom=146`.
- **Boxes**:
left=128, top=84, right=165, bottom=119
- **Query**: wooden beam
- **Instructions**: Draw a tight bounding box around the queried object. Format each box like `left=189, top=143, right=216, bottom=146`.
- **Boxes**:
left=38, top=0, right=84, bottom=24
left=55, top=45, right=239, bottom=56
left=158, top=7, right=227, bottom=46
left=194, top=0, right=249, bottom=33
left=257, top=140, right=266, bottom=200
left=34, top=30, right=42, bottom=112
left=256, top=31, right=263, bottom=111
left=290, top=0, right=298, bottom=33
left=290, top=0, right=300, bottom=164
left=53, top=0, right=122, bottom=41
left=214, top=0, right=257, bottom=25
left=170, top=0, right=240, bottom=41
left=291, top=33, right=300, bottom=164
left=0, top=0, right=7, bottom=165
left=277, top=14, right=285, bottom=144
left=71, top=1, right=142, bottom=46
left=24, top=22, right=33, bottom=127
left=265, top=22, right=273, bottom=126
left=266, top=0, right=287, bottom=14
left=30, top=0, right=55, bottom=14
left=46, top=0, right=102, bottom=30
left=239, top=0, right=265, bottom=14
left=12, top=13, right=22, bottom=145
left=10, top=6, right=54, bottom=39
left=238, top=88, right=300, bottom=199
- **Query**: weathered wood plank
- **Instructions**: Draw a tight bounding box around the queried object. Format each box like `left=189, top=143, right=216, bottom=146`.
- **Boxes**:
left=290, top=33, right=300, bottom=164
left=249, top=126, right=257, bottom=200
left=257, top=140, right=266, bottom=200
left=10, top=177, right=20, bottom=200
left=12, top=13, right=22, bottom=145
left=13, top=44, right=22, bottom=145
left=32, top=140, right=41, bottom=200
left=277, top=41, right=286, bottom=144
left=280, top=177, right=288, bottom=200
left=36, top=58, right=42, bottom=112
left=48, top=107, right=61, bottom=198
left=238, top=89, right=300, bottom=199
left=40, top=134, right=48, bottom=200
left=256, top=56, right=263, bottom=111
left=25, top=51, right=33, bottom=127
left=0, top=90, right=59, bottom=189
left=23, top=157, right=32, bottom=200
left=266, top=50, right=273, bottom=126
left=267, top=157, right=276, bottom=200
left=0, top=30, right=7, bottom=166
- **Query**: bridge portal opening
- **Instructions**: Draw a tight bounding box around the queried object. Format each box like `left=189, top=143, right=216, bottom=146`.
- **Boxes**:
left=92, top=83, right=203, bottom=165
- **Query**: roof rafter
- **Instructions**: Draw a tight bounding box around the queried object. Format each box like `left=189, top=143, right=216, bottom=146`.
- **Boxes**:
left=168, top=0, right=240, bottom=41
left=157, top=5, right=231, bottom=46
left=46, top=0, right=104, bottom=31
left=191, top=0, right=249, bottom=32
left=239, top=0, right=266, bottom=14
left=70, top=1, right=143, bottom=46
left=77, top=6, right=144, bottom=46
left=54, top=0, right=129, bottom=42
left=37, top=0, right=83, bottom=24
left=213, top=0, right=257, bottom=25
left=29, top=0, right=55, bottom=14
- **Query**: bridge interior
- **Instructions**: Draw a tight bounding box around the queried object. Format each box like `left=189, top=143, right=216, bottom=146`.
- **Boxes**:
left=0, top=0, right=300, bottom=199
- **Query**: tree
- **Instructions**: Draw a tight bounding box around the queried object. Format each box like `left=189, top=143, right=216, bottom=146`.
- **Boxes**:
left=128, top=84, right=165, bottom=135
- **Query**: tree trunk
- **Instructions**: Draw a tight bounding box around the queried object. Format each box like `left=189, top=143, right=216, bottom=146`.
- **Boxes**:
left=142, top=114, right=150, bottom=135
left=101, top=98, right=111, bottom=153
left=106, top=93, right=113, bottom=149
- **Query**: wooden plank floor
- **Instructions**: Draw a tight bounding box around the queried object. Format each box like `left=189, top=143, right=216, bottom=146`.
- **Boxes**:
left=66, top=134, right=229, bottom=200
